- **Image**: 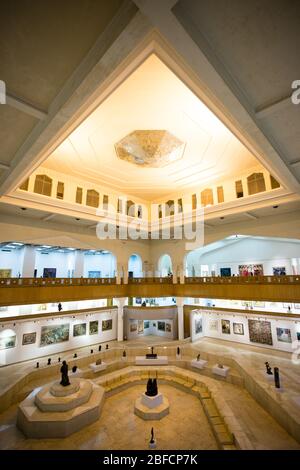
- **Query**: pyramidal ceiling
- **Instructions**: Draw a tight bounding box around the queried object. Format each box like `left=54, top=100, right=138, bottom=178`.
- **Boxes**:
left=31, top=53, right=265, bottom=201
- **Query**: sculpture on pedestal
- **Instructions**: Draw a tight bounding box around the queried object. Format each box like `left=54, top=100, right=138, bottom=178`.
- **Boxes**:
left=60, top=360, right=70, bottom=387
left=36, top=362, right=39, bottom=369
left=73, top=353, right=77, bottom=358
left=145, top=378, right=158, bottom=397
left=274, top=367, right=280, bottom=388
left=47, top=358, right=51, bottom=366
left=90, top=349, right=93, bottom=354
left=218, top=363, right=224, bottom=369
left=106, top=344, right=109, bottom=350
left=123, top=350, right=126, bottom=357
left=96, top=359, right=102, bottom=365
left=177, top=346, right=180, bottom=356
left=146, top=346, right=157, bottom=359
left=72, top=365, right=77, bottom=373
left=197, top=353, right=201, bottom=361
left=58, top=302, right=63, bottom=312
left=265, top=362, right=273, bottom=375
left=98, top=345, right=101, bottom=352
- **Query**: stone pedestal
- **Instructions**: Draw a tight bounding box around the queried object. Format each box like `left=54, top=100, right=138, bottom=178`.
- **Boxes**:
left=191, top=359, right=208, bottom=370
left=212, top=364, right=230, bottom=377
left=141, top=393, right=163, bottom=409
left=134, top=392, right=169, bottom=420
left=89, top=362, right=107, bottom=373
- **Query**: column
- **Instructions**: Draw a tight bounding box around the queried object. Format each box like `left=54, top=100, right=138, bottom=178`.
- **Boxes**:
left=176, top=297, right=184, bottom=341
left=21, top=245, right=36, bottom=277
left=74, top=250, right=84, bottom=278
left=116, top=263, right=123, bottom=284
left=116, top=297, right=126, bottom=341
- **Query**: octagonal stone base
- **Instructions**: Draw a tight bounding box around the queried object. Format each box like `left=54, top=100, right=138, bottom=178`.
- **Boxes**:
left=17, top=379, right=104, bottom=438
left=134, top=394, right=169, bottom=420
left=35, top=379, right=93, bottom=412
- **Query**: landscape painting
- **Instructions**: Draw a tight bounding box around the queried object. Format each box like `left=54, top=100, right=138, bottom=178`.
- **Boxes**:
left=102, top=319, right=113, bottom=331
left=248, top=320, right=273, bottom=345
left=0, top=334, right=16, bottom=350
left=89, top=321, right=98, bottom=335
left=144, top=321, right=150, bottom=329
left=22, top=332, right=37, bottom=345
left=233, top=323, right=244, bottom=335
left=157, top=321, right=165, bottom=331
left=276, top=328, right=292, bottom=343
left=221, top=319, right=231, bottom=334
left=73, top=323, right=87, bottom=337
left=40, top=324, right=70, bottom=347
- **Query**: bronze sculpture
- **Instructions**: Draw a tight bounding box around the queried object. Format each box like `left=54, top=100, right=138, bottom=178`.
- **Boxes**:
left=60, top=360, right=70, bottom=387
left=145, top=378, right=158, bottom=397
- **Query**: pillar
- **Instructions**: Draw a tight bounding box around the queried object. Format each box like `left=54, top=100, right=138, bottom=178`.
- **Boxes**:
left=116, top=297, right=126, bottom=341
left=21, top=245, right=36, bottom=277
left=74, top=250, right=84, bottom=278
left=176, top=297, right=184, bottom=341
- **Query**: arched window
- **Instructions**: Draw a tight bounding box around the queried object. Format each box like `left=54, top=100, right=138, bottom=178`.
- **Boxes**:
left=201, top=188, right=213, bottom=206
left=247, top=173, right=266, bottom=195
left=127, top=200, right=135, bottom=217
left=34, top=175, right=52, bottom=196
left=165, top=200, right=175, bottom=216
left=86, top=189, right=99, bottom=208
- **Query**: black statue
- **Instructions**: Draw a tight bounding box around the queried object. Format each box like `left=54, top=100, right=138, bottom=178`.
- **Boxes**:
left=265, top=362, right=273, bottom=375
left=73, top=353, right=77, bottom=358
left=90, top=349, right=93, bottom=354
left=274, top=367, right=280, bottom=389
left=47, top=358, right=51, bottom=366
left=36, top=362, right=39, bottom=369
left=72, top=365, right=77, bottom=374
left=197, top=353, right=201, bottom=361
left=96, top=358, right=102, bottom=365
left=218, top=363, right=224, bottom=369
left=106, top=344, right=109, bottom=350
left=177, top=346, right=180, bottom=356
left=123, top=350, right=126, bottom=357
left=58, top=357, right=61, bottom=363
left=146, top=346, right=157, bottom=359
left=98, top=345, right=102, bottom=352
left=150, top=427, right=155, bottom=444
left=58, top=302, right=63, bottom=312
left=60, top=360, right=70, bottom=387
left=145, top=378, right=158, bottom=397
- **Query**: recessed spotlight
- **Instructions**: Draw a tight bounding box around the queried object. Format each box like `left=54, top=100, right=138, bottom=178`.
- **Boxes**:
left=273, top=205, right=279, bottom=209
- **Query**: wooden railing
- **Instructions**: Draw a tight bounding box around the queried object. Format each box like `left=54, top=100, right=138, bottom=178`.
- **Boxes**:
left=184, top=275, right=300, bottom=285
left=0, top=277, right=117, bottom=287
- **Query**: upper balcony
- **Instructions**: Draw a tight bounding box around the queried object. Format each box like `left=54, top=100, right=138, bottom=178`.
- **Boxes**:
left=0, top=275, right=300, bottom=306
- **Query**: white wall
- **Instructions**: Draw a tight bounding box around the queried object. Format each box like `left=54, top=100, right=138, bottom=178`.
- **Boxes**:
left=0, top=248, right=24, bottom=277
left=83, top=253, right=116, bottom=277
left=35, top=251, right=75, bottom=277
left=127, top=318, right=174, bottom=340
left=0, top=309, right=117, bottom=366
left=191, top=309, right=300, bottom=353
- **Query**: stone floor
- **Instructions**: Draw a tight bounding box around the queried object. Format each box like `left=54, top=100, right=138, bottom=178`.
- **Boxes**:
left=0, top=384, right=218, bottom=450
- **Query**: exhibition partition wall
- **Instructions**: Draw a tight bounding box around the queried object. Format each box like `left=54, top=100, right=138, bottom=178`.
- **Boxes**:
left=124, top=306, right=177, bottom=340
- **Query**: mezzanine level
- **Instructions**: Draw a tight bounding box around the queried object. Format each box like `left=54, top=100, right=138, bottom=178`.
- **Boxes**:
left=0, top=275, right=300, bottom=306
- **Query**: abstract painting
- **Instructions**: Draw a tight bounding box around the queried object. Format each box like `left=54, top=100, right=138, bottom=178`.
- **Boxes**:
left=144, top=321, right=150, bottom=329
left=248, top=320, right=273, bottom=345
left=102, top=319, right=113, bottom=331
left=73, top=323, right=87, bottom=337
left=276, top=328, right=292, bottom=343
left=89, top=321, right=99, bottom=335
left=22, top=332, right=37, bottom=345
left=40, top=324, right=70, bottom=347
left=157, top=321, right=165, bottom=331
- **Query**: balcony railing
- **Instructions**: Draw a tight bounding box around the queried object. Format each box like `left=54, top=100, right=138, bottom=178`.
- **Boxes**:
left=0, top=275, right=300, bottom=288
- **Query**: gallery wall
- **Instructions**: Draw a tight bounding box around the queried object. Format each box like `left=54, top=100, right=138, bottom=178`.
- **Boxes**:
left=0, top=308, right=117, bottom=366
left=191, top=308, right=300, bottom=353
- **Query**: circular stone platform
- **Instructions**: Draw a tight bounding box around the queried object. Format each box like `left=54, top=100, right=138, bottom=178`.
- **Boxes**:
left=50, top=379, right=80, bottom=397
left=35, top=379, right=93, bottom=412
left=134, top=393, right=169, bottom=420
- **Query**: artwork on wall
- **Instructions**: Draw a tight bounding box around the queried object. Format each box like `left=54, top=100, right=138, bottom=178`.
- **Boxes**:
left=239, top=264, right=263, bottom=276
left=138, top=320, right=144, bottom=334
left=248, top=320, right=273, bottom=345
left=209, top=319, right=219, bottom=332
left=40, top=324, right=70, bottom=347
left=157, top=321, right=166, bottom=331
left=37, top=304, right=47, bottom=311
left=152, top=322, right=156, bottom=327
left=273, top=267, right=286, bottom=276
left=233, top=323, right=244, bottom=335
left=89, top=321, right=99, bottom=335
left=22, top=332, right=37, bottom=345
left=241, top=301, right=252, bottom=307
left=130, top=322, right=137, bottom=333
left=0, top=334, right=16, bottom=350
left=253, top=301, right=265, bottom=308
left=297, top=332, right=300, bottom=341
left=88, top=271, right=101, bottom=278
left=166, top=323, right=172, bottom=333
left=283, top=303, right=291, bottom=308
left=220, top=267, right=231, bottom=277
left=73, top=323, right=87, bottom=337
left=276, top=328, right=292, bottom=343
left=102, top=319, right=113, bottom=331
left=0, top=269, right=12, bottom=278
left=221, top=319, right=231, bottom=334
left=195, top=317, right=202, bottom=334
left=43, top=268, right=56, bottom=278
left=294, top=303, right=300, bottom=309
left=144, top=321, right=150, bottom=329
left=135, top=297, right=142, bottom=305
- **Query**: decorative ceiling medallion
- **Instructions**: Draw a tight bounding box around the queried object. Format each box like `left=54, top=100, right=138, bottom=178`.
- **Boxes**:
left=115, top=130, right=185, bottom=168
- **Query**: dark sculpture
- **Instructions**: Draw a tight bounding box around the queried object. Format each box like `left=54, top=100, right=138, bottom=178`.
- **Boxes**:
left=106, top=344, right=109, bottom=350
left=145, top=378, right=158, bottom=397
left=197, top=353, right=201, bottom=361
left=98, top=345, right=102, bottom=352
left=47, top=358, right=51, bottom=366
left=218, top=363, right=224, bottom=369
left=177, top=347, right=180, bottom=356
left=90, top=349, right=93, bottom=354
left=72, top=365, right=77, bottom=374
left=265, top=362, right=273, bottom=375
left=96, top=359, right=102, bottom=365
left=58, top=302, right=63, bottom=312
left=60, top=360, right=70, bottom=387
left=274, top=367, right=280, bottom=389
left=36, top=362, right=39, bottom=369
left=150, top=427, right=155, bottom=444
left=146, top=346, right=157, bottom=359
left=58, top=357, right=61, bottom=363
left=73, top=353, right=77, bottom=358
left=123, top=350, right=126, bottom=357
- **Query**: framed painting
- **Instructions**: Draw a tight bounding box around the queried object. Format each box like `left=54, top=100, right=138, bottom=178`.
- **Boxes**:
left=144, top=321, right=150, bottom=329
left=209, top=319, right=218, bottom=332
left=273, top=267, right=286, bottom=276
left=221, top=319, right=231, bottom=334
left=195, top=317, right=202, bottom=334
left=220, top=267, right=231, bottom=277
left=40, top=324, right=70, bottom=347
left=130, top=322, right=137, bottom=333
left=248, top=320, right=272, bottom=345
left=233, top=323, right=244, bottom=335
left=73, top=323, right=87, bottom=337
left=22, top=332, right=37, bottom=345
left=102, top=319, right=113, bottom=331
left=157, top=321, right=165, bottom=331
left=89, top=321, right=98, bottom=335
left=0, top=334, right=16, bottom=350
left=166, top=323, right=172, bottom=333
left=276, top=328, right=292, bottom=343
left=138, top=320, right=144, bottom=334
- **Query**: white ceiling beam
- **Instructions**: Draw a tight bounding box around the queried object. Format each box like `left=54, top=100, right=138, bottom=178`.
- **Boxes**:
left=6, top=94, right=48, bottom=121
left=244, top=212, right=258, bottom=220
left=255, top=95, right=292, bottom=120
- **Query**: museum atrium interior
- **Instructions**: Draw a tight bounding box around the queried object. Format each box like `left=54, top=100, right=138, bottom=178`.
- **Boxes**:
left=0, top=0, right=300, bottom=452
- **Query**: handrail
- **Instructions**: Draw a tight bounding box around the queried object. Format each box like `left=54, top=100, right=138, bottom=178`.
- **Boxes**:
left=0, top=275, right=300, bottom=287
